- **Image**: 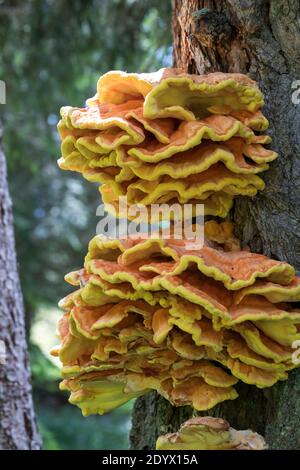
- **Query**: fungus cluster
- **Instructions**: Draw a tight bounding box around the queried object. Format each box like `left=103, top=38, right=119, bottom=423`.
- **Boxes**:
left=55, top=69, right=300, bottom=422
left=156, top=417, right=267, bottom=450
left=58, top=69, right=277, bottom=217
left=51, top=220, right=300, bottom=416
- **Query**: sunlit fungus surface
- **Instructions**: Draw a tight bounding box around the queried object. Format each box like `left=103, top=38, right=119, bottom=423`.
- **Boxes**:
left=57, top=68, right=276, bottom=218
left=51, top=222, right=300, bottom=415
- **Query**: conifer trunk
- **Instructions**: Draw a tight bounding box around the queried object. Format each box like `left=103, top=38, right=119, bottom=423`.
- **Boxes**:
left=0, top=124, right=41, bottom=449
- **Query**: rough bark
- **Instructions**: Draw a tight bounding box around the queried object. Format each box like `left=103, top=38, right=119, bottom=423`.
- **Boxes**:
left=130, top=0, right=300, bottom=450
left=0, top=124, right=41, bottom=449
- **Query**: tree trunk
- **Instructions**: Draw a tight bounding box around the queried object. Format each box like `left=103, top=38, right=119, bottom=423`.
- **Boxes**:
left=130, top=0, right=300, bottom=450
left=0, top=124, right=41, bottom=449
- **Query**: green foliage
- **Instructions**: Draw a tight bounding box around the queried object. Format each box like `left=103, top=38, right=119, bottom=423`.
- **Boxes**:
left=36, top=401, right=134, bottom=450
left=0, top=0, right=172, bottom=314
left=30, top=344, right=60, bottom=393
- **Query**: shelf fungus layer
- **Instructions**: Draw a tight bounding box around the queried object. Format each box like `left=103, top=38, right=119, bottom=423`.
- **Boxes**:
left=156, top=417, right=267, bottom=450
left=57, top=68, right=276, bottom=218
left=52, top=223, right=300, bottom=416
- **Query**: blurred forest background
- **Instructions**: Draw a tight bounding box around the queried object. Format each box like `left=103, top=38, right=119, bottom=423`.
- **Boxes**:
left=0, top=0, right=171, bottom=449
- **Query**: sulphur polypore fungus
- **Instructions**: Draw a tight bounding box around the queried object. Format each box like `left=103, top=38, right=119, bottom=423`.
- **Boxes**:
left=55, top=69, right=299, bottom=421
left=57, top=68, right=277, bottom=218
left=51, top=222, right=300, bottom=415
left=156, top=417, right=267, bottom=450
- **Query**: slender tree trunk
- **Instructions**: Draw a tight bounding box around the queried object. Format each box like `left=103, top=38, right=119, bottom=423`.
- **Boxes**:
left=130, top=0, right=300, bottom=450
left=0, top=124, right=41, bottom=449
